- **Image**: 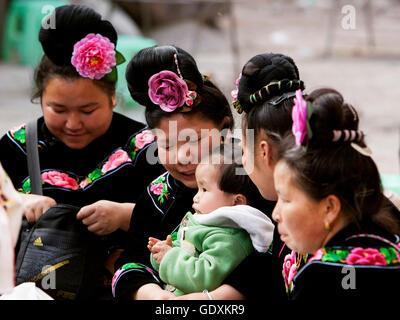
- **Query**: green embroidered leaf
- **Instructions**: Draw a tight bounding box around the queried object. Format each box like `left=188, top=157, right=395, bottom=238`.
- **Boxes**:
left=321, top=249, right=349, bottom=262
left=88, top=168, right=103, bottom=181
left=128, top=150, right=137, bottom=161
left=14, top=129, right=26, bottom=144
left=21, top=178, right=31, bottom=193
left=129, top=137, right=136, bottom=151
left=122, top=263, right=144, bottom=270
left=153, top=176, right=166, bottom=184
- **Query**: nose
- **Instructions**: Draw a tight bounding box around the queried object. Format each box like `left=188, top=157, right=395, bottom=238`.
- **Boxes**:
left=177, top=144, right=196, bottom=165
left=193, top=192, right=199, bottom=204
left=65, top=112, right=83, bottom=131
left=272, top=203, right=280, bottom=223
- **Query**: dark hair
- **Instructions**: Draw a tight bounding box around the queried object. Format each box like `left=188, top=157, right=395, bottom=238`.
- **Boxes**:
left=208, top=143, right=269, bottom=212
left=239, top=53, right=304, bottom=160
left=32, top=5, right=117, bottom=102
left=125, top=45, right=234, bottom=130
left=278, top=88, right=400, bottom=234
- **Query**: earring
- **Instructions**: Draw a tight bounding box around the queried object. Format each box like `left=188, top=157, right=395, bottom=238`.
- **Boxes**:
left=324, top=221, right=330, bottom=231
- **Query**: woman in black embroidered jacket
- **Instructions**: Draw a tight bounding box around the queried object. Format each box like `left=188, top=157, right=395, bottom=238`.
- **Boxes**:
left=112, top=45, right=277, bottom=300
left=0, top=5, right=164, bottom=234
left=271, top=88, right=400, bottom=299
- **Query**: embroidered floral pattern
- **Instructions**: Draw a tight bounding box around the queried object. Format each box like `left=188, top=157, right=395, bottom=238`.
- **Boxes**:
left=42, top=171, right=79, bottom=190
left=10, top=124, right=26, bottom=144
left=282, top=250, right=297, bottom=293
left=12, top=126, right=155, bottom=192
left=112, top=262, right=160, bottom=298
left=19, top=171, right=77, bottom=193
left=308, top=246, right=400, bottom=266
left=127, top=129, right=155, bottom=161
left=150, top=174, right=169, bottom=204
left=80, top=149, right=132, bottom=189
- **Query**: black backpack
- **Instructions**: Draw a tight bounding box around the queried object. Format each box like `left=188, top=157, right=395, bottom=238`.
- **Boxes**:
left=14, top=120, right=108, bottom=300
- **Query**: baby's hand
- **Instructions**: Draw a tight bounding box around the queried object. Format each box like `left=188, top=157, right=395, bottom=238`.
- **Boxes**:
left=151, top=235, right=173, bottom=264
left=148, top=237, right=161, bottom=252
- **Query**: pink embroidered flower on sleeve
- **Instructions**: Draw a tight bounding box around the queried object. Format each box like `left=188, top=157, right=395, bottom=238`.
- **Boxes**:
left=291, top=89, right=308, bottom=146
left=71, top=33, right=116, bottom=80
left=150, top=183, right=165, bottom=196
left=41, top=171, right=79, bottom=190
left=346, top=247, right=387, bottom=266
left=101, top=149, right=132, bottom=173
left=135, top=130, right=155, bottom=149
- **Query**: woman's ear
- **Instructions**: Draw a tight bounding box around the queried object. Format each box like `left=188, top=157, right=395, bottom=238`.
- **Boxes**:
left=322, top=194, right=342, bottom=228
left=259, top=139, right=274, bottom=168
left=233, top=194, right=248, bottom=206
left=111, top=94, right=117, bottom=109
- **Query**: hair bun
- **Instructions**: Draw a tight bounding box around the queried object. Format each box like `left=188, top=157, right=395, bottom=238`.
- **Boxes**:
left=238, top=53, right=301, bottom=112
left=39, top=5, right=117, bottom=66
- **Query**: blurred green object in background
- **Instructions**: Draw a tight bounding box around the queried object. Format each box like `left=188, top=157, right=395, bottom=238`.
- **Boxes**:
left=115, top=34, right=156, bottom=108
left=381, top=174, right=400, bottom=196
left=2, top=0, right=68, bottom=66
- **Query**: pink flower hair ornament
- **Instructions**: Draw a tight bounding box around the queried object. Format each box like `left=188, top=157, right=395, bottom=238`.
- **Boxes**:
left=71, top=33, right=125, bottom=82
left=148, top=70, right=198, bottom=113
left=291, top=89, right=314, bottom=147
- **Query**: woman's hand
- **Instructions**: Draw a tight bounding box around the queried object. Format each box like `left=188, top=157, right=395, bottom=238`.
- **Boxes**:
left=76, top=200, right=135, bottom=235
left=19, top=193, right=56, bottom=223
left=133, top=283, right=176, bottom=300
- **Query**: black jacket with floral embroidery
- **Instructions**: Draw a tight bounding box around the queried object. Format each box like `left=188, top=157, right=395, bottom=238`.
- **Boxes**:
left=0, top=112, right=164, bottom=206
left=112, top=171, right=197, bottom=298
left=290, top=220, right=400, bottom=300
left=112, top=171, right=278, bottom=299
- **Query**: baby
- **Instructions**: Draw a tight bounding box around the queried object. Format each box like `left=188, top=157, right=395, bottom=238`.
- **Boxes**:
left=148, top=144, right=274, bottom=296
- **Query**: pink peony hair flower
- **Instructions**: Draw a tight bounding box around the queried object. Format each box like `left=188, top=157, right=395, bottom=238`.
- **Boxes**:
left=292, top=89, right=308, bottom=146
left=150, top=183, right=165, bottom=196
left=41, top=171, right=79, bottom=190
left=102, top=149, right=132, bottom=173
left=71, top=33, right=116, bottom=80
left=346, top=247, right=387, bottom=266
left=148, top=71, right=191, bottom=112
left=135, top=130, right=155, bottom=149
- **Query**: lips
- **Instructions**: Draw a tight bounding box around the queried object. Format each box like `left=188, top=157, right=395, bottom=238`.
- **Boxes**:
left=178, top=171, right=195, bottom=179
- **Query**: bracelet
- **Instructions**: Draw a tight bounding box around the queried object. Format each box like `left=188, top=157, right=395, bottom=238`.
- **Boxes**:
left=203, top=289, right=213, bottom=300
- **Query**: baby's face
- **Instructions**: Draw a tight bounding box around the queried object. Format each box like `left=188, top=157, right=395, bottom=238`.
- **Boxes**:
left=192, top=163, right=235, bottom=214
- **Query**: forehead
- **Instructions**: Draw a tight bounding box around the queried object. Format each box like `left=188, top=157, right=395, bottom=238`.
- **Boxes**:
left=274, top=160, right=295, bottom=188
left=196, top=163, right=220, bottom=181
left=156, top=113, right=219, bottom=138
left=42, top=77, right=109, bottom=106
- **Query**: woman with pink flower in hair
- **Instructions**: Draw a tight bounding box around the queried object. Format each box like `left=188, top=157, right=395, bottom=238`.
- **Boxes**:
left=112, top=45, right=278, bottom=301
left=0, top=5, right=164, bottom=299
left=271, top=88, right=400, bottom=299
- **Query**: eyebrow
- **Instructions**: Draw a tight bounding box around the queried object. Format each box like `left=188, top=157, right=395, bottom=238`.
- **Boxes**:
left=47, top=102, right=99, bottom=108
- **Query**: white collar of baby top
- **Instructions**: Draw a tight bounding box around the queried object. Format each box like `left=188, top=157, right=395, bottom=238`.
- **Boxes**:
left=0, top=163, right=24, bottom=294
left=193, top=205, right=274, bottom=253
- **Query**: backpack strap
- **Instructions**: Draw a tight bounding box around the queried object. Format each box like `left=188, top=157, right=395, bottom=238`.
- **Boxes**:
left=26, top=120, right=43, bottom=196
